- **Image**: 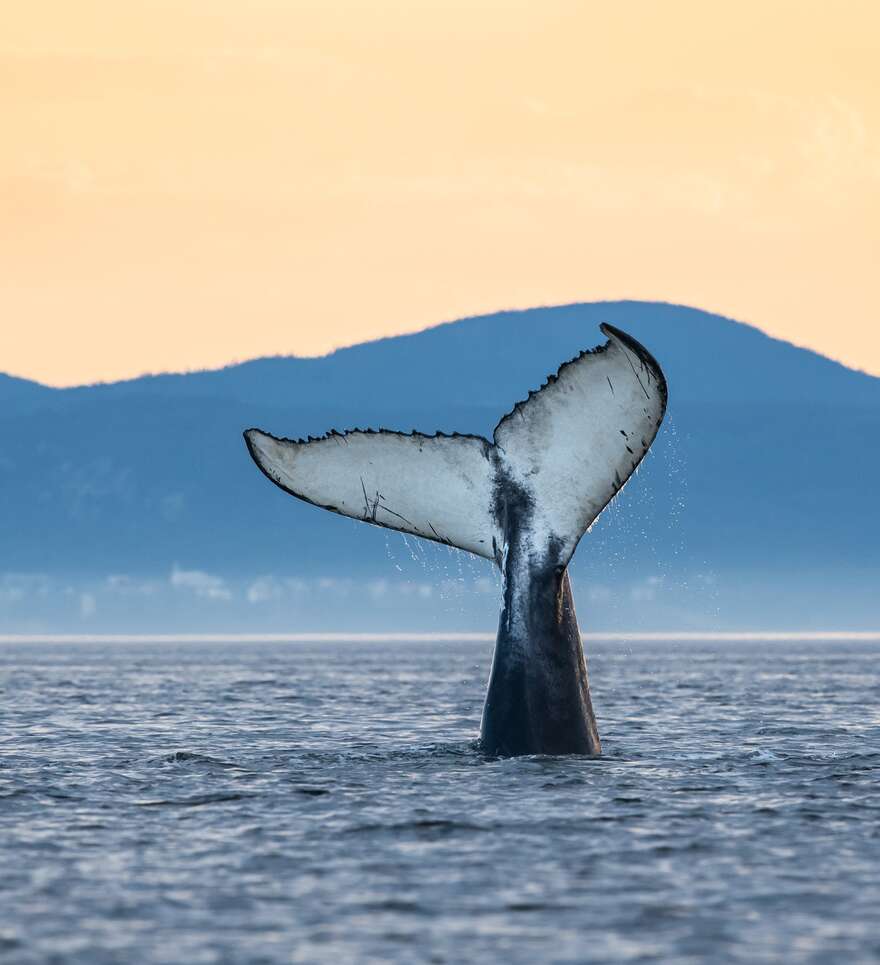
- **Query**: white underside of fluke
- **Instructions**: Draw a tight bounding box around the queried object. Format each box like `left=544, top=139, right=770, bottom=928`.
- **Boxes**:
left=244, top=324, right=667, bottom=565
left=246, top=428, right=496, bottom=557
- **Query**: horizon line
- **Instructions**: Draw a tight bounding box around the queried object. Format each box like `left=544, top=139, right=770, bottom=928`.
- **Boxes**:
left=6, top=299, right=874, bottom=391
left=2, top=631, right=880, bottom=644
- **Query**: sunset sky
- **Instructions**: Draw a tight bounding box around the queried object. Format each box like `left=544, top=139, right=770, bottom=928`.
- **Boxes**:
left=2, top=0, right=878, bottom=386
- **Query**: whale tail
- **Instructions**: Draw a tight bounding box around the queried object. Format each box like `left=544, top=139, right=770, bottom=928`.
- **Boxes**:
left=244, top=324, right=667, bottom=564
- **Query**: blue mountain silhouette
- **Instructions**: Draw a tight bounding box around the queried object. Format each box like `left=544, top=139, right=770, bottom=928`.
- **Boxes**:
left=2, top=302, right=877, bottom=631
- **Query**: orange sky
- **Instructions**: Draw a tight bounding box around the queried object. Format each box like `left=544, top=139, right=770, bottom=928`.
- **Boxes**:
left=2, top=0, right=878, bottom=386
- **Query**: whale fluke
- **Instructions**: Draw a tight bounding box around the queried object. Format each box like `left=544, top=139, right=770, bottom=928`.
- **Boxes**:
left=245, top=428, right=497, bottom=558
left=245, top=324, right=665, bottom=565
left=244, top=323, right=667, bottom=756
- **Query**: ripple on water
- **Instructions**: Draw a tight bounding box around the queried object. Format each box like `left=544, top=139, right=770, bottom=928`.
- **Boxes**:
left=1, top=638, right=879, bottom=963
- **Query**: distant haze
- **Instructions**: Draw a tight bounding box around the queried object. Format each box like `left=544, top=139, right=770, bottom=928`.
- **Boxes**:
left=2, top=1, right=878, bottom=385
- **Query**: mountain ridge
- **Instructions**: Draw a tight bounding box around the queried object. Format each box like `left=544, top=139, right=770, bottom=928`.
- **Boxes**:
left=4, top=301, right=878, bottom=406
left=1, top=301, right=877, bottom=632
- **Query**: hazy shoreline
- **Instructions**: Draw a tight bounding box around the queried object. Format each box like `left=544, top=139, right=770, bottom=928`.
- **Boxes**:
left=2, top=631, right=879, bottom=644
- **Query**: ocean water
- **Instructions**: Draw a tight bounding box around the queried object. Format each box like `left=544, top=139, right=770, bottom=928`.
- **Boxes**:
left=1, top=638, right=879, bottom=964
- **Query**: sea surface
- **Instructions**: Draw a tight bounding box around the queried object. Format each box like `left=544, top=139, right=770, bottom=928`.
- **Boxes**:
left=1, top=638, right=879, bottom=964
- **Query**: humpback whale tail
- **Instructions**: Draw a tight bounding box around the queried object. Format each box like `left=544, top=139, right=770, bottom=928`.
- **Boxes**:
left=244, top=323, right=667, bottom=756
